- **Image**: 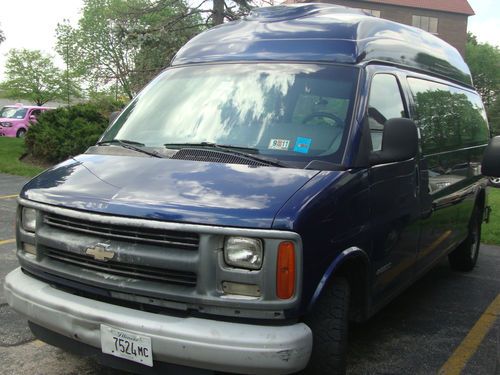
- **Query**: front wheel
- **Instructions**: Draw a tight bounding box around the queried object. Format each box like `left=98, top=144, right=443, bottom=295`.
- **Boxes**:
left=449, top=206, right=481, bottom=271
left=304, top=277, right=350, bottom=375
left=16, top=128, right=27, bottom=138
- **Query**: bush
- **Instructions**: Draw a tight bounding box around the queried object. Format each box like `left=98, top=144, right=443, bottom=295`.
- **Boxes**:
left=25, top=101, right=122, bottom=163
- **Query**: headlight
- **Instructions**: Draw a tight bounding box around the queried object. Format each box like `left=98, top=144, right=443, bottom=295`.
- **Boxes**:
left=224, top=237, right=263, bottom=270
left=21, top=207, right=37, bottom=232
left=1, top=122, right=13, bottom=127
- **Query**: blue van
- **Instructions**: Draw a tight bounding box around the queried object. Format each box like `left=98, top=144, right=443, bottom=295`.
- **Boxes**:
left=5, top=4, right=500, bottom=375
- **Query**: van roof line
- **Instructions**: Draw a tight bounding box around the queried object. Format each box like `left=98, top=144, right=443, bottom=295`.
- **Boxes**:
left=171, top=3, right=472, bottom=87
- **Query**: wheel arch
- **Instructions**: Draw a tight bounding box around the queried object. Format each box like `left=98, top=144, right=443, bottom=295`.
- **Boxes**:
left=307, top=247, right=370, bottom=322
left=473, top=185, right=488, bottom=223
left=475, top=186, right=486, bottom=211
left=16, top=127, right=28, bottom=136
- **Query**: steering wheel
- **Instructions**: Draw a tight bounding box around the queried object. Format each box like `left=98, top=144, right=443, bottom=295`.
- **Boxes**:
left=301, top=111, right=344, bottom=127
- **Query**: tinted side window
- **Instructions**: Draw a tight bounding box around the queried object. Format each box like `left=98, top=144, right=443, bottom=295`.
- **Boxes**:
left=30, top=109, right=42, bottom=118
left=408, top=78, right=489, bottom=154
left=368, top=74, right=407, bottom=151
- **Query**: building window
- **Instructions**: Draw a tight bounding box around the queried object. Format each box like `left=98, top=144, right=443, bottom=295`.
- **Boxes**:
left=363, top=9, right=381, bottom=17
left=412, top=15, right=438, bottom=33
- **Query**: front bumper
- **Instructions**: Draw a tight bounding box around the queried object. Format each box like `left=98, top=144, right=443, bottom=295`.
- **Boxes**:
left=5, top=268, right=312, bottom=374
left=0, top=126, right=18, bottom=137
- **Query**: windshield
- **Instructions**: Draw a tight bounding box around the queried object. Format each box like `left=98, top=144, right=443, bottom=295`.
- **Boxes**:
left=102, top=63, right=358, bottom=164
left=0, top=107, right=27, bottom=119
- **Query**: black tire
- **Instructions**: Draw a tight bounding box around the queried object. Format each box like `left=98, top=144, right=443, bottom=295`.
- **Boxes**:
left=449, top=206, right=482, bottom=271
left=16, top=128, right=26, bottom=138
left=304, top=277, right=350, bottom=375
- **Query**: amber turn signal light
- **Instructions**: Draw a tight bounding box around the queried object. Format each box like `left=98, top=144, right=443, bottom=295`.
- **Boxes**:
left=276, top=241, right=295, bottom=299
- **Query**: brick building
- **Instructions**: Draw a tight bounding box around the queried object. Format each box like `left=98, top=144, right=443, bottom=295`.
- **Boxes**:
left=283, top=0, right=475, bottom=56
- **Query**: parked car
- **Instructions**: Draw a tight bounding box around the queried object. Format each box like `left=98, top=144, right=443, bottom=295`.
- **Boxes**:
left=0, top=104, right=53, bottom=137
left=5, top=4, right=500, bottom=375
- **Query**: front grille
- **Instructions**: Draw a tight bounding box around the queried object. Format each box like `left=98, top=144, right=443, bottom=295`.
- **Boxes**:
left=45, top=247, right=197, bottom=287
left=44, top=213, right=199, bottom=250
left=171, top=148, right=269, bottom=166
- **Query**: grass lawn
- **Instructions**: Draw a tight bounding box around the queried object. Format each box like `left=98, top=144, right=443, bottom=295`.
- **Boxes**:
left=0, top=137, right=45, bottom=177
left=482, top=188, right=500, bottom=245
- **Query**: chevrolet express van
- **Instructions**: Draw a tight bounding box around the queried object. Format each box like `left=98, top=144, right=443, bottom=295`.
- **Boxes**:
left=5, top=4, right=500, bottom=375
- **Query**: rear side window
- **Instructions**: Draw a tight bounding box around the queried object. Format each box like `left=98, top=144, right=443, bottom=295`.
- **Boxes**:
left=367, top=74, right=407, bottom=151
left=408, top=77, right=489, bottom=154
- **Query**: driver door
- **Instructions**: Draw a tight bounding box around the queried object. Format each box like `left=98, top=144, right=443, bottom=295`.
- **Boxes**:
left=367, top=72, right=420, bottom=304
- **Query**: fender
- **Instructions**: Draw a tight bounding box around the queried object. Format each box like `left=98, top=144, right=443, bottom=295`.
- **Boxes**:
left=470, top=182, right=487, bottom=218
left=474, top=184, right=488, bottom=222
left=307, top=246, right=370, bottom=313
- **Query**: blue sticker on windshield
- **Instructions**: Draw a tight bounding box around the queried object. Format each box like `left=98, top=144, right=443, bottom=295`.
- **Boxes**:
left=294, top=137, right=312, bottom=154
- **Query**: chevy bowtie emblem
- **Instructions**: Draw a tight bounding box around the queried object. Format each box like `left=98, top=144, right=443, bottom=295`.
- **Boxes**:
left=85, top=244, right=115, bottom=262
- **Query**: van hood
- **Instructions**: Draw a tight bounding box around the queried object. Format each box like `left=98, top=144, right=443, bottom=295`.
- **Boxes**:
left=21, top=154, right=320, bottom=228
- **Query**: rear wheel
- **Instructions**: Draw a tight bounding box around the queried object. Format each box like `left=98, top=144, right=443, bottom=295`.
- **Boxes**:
left=449, top=206, right=481, bottom=271
left=304, top=277, right=350, bottom=375
left=16, top=128, right=26, bottom=138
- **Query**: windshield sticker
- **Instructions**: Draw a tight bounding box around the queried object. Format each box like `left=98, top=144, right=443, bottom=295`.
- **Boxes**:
left=294, top=137, right=312, bottom=154
left=269, top=139, right=290, bottom=151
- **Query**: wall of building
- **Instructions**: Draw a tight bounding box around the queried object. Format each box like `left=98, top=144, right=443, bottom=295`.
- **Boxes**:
left=305, top=0, right=469, bottom=56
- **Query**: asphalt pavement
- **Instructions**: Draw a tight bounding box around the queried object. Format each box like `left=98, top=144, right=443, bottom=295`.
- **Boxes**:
left=0, top=172, right=499, bottom=375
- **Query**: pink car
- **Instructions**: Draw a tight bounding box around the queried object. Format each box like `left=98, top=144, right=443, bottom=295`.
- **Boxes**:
left=0, top=105, right=53, bottom=138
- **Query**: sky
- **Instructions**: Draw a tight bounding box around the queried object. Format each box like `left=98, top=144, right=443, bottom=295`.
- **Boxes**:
left=0, top=0, right=498, bottom=81
left=0, top=0, right=83, bottom=80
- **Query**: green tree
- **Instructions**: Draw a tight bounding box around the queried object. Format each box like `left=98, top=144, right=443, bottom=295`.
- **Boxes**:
left=127, top=0, right=256, bottom=29
left=56, top=0, right=202, bottom=99
left=466, top=33, right=499, bottom=110
left=56, top=0, right=136, bottom=99
left=487, top=94, right=500, bottom=136
left=205, top=0, right=252, bottom=25
left=466, top=34, right=500, bottom=135
left=0, top=49, right=70, bottom=106
left=114, top=0, right=204, bottom=91
left=0, top=21, right=5, bottom=44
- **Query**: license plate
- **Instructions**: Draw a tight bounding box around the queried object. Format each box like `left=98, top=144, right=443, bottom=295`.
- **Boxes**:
left=100, top=325, right=153, bottom=367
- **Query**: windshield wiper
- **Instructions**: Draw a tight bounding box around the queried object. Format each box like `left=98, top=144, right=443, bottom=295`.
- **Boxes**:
left=164, top=142, right=258, bottom=152
left=164, top=142, right=288, bottom=167
left=98, top=139, right=145, bottom=146
left=97, top=139, right=164, bottom=158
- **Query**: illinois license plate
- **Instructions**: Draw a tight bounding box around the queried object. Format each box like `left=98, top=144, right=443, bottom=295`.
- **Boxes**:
left=100, top=325, right=153, bottom=367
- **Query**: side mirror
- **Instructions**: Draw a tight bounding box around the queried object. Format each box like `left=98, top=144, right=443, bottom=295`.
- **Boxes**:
left=369, top=118, right=418, bottom=165
left=29, top=115, right=37, bottom=122
left=482, top=136, right=500, bottom=177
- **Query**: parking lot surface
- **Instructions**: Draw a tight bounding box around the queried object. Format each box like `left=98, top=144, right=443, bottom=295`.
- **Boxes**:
left=1, top=173, right=499, bottom=374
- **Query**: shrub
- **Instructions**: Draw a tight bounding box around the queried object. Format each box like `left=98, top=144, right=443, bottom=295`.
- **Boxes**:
left=25, top=101, right=122, bottom=163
